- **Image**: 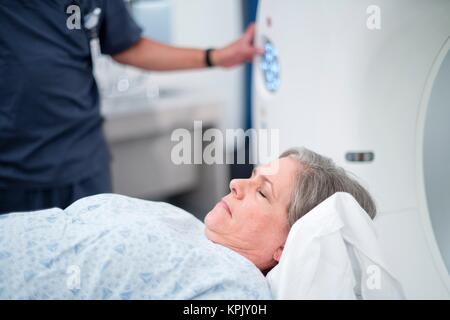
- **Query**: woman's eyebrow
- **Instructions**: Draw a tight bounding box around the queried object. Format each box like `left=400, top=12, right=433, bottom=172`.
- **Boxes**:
left=253, top=167, right=277, bottom=200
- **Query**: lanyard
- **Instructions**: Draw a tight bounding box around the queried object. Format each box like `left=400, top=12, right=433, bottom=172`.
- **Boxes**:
left=84, top=7, right=102, bottom=62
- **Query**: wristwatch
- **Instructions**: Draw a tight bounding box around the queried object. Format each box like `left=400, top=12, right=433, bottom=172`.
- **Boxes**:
left=205, top=48, right=215, bottom=67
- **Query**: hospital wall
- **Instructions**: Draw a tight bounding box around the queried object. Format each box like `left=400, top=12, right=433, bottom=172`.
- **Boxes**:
left=164, top=0, right=245, bottom=132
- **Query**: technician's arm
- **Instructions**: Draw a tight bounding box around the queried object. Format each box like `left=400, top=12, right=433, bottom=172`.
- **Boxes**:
left=112, top=23, right=263, bottom=70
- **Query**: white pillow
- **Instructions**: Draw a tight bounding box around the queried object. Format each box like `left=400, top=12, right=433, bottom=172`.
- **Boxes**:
left=266, top=192, right=405, bottom=300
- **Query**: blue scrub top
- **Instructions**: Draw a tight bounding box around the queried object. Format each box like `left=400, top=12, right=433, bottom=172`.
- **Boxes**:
left=0, top=0, right=142, bottom=188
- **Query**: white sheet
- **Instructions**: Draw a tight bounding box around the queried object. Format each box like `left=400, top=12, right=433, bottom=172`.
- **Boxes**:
left=0, top=194, right=271, bottom=300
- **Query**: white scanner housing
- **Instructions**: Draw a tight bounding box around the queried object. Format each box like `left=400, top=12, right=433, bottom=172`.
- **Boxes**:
left=253, top=0, right=450, bottom=299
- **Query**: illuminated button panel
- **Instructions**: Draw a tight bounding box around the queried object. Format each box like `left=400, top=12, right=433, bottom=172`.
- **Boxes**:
left=260, top=40, right=280, bottom=93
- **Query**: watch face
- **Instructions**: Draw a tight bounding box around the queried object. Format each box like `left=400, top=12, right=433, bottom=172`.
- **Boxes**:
left=261, top=39, right=280, bottom=93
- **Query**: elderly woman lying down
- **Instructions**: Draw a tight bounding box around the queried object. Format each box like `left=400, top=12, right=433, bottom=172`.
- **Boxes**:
left=0, top=147, right=376, bottom=299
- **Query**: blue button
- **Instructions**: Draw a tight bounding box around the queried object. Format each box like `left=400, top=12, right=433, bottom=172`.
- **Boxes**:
left=261, top=40, right=280, bottom=93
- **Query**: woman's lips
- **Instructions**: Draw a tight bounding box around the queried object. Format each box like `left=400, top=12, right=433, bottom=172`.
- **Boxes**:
left=218, top=199, right=232, bottom=216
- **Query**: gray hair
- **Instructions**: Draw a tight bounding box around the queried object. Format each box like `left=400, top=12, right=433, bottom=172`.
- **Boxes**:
left=280, top=147, right=376, bottom=227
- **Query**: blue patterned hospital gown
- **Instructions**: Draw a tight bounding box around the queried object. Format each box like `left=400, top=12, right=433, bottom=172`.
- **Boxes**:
left=0, top=194, right=271, bottom=300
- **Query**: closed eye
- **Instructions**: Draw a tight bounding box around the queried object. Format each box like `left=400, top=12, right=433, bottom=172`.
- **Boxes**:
left=258, top=190, right=267, bottom=199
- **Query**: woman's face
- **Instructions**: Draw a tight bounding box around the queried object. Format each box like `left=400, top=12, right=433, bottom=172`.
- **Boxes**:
left=204, top=157, right=299, bottom=270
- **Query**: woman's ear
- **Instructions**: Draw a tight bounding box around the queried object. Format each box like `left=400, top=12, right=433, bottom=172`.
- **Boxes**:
left=273, top=245, right=284, bottom=262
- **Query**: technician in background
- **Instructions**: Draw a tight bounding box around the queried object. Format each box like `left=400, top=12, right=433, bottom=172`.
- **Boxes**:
left=0, top=0, right=262, bottom=214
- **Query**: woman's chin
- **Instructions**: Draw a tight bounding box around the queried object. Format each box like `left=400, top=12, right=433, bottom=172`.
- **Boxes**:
left=204, top=209, right=219, bottom=227
left=204, top=226, right=215, bottom=241
left=204, top=208, right=229, bottom=234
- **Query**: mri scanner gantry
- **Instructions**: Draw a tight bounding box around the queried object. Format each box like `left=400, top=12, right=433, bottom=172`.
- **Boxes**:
left=253, top=0, right=450, bottom=299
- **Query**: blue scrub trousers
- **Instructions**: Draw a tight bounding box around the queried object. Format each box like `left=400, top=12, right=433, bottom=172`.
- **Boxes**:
left=0, top=167, right=112, bottom=215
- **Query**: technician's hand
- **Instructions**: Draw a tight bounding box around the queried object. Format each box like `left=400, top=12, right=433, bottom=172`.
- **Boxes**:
left=211, top=23, right=264, bottom=68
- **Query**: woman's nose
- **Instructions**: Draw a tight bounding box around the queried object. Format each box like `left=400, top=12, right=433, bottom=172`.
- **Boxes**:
left=229, top=179, right=245, bottom=200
